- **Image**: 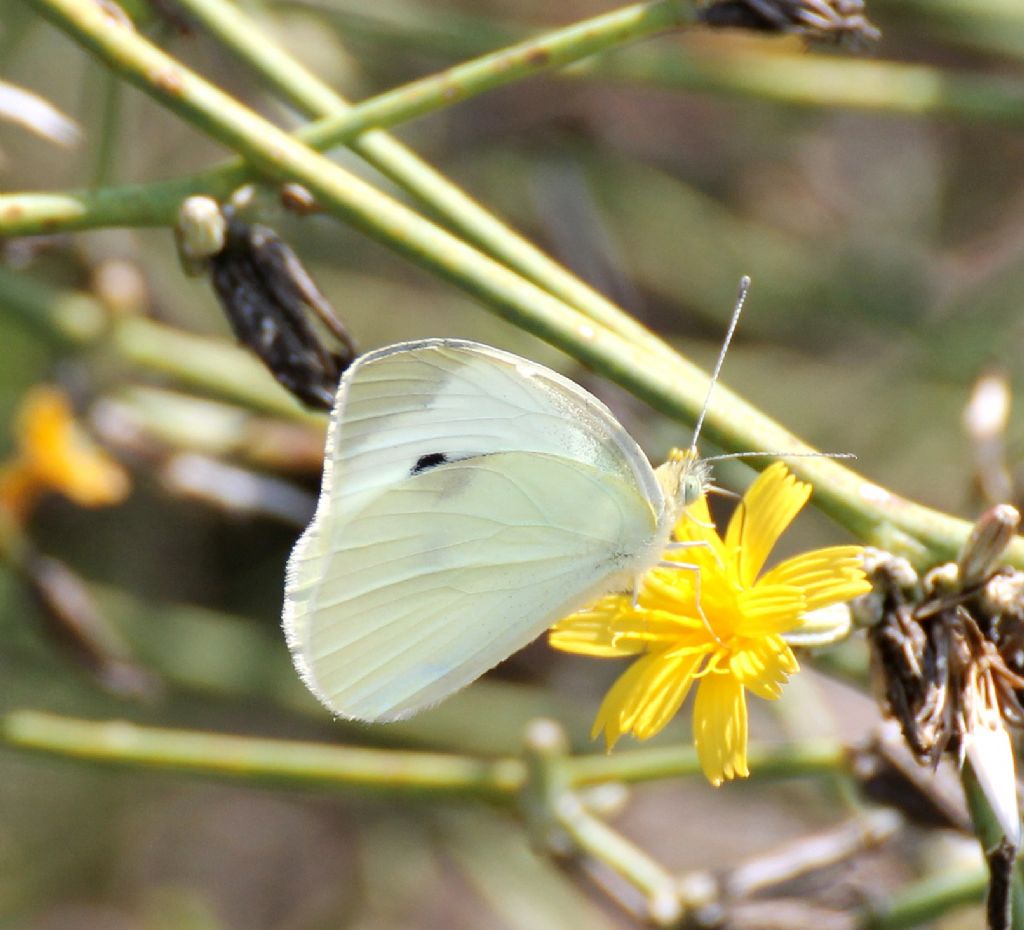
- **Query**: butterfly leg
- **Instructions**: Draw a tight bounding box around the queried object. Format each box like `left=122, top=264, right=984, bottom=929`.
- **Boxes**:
left=629, top=540, right=713, bottom=609
left=655, top=536, right=720, bottom=639
left=655, top=558, right=720, bottom=642
left=664, top=538, right=723, bottom=570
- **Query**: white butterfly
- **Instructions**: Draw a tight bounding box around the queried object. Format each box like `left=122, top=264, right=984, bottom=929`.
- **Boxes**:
left=282, top=338, right=707, bottom=722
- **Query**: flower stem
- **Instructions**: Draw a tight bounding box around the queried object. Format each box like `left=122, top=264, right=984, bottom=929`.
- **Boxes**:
left=557, top=794, right=681, bottom=921
left=962, top=760, right=1024, bottom=930
left=593, top=43, right=1024, bottom=124
left=289, top=0, right=1024, bottom=126
left=0, top=708, right=1011, bottom=925
left=0, top=266, right=317, bottom=419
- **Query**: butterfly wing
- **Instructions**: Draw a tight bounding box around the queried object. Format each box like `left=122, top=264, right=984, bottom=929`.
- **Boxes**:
left=313, top=339, right=662, bottom=517
left=284, top=340, right=665, bottom=721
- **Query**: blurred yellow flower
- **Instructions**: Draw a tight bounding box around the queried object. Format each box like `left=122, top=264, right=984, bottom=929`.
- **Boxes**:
left=550, top=462, right=870, bottom=786
left=0, top=386, right=130, bottom=519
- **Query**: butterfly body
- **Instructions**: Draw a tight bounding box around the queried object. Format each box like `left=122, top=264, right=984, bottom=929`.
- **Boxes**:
left=283, top=339, right=684, bottom=722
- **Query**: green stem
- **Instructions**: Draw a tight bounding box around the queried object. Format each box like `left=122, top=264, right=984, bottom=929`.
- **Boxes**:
left=0, top=0, right=693, bottom=237
left=90, top=66, right=123, bottom=187
left=15, top=0, right=1024, bottom=568
left=0, top=712, right=852, bottom=795
left=294, top=0, right=693, bottom=154
left=287, top=0, right=1024, bottom=125
left=173, top=0, right=677, bottom=360
left=565, top=738, right=845, bottom=786
left=1, top=710, right=525, bottom=800
left=862, top=865, right=987, bottom=929
left=962, top=760, right=1024, bottom=929
left=591, top=44, right=1024, bottom=124
left=556, top=795, right=681, bottom=917
left=9, top=8, right=1024, bottom=238
left=0, top=264, right=107, bottom=344
left=111, top=317, right=323, bottom=421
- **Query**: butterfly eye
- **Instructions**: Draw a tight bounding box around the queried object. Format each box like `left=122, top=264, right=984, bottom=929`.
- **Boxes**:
left=682, top=473, right=705, bottom=507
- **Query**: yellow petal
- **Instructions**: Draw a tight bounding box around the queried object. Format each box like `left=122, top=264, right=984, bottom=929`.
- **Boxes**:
left=632, top=652, right=705, bottom=740
left=645, top=553, right=743, bottom=633
left=549, top=628, right=639, bottom=658
left=734, top=584, right=805, bottom=637
left=551, top=594, right=705, bottom=656
left=639, top=569, right=698, bottom=617
left=728, top=635, right=798, bottom=700
left=693, top=671, right=749, bottom=786
left=759, top=546, right=872, bottom=610
left=592, top=651, right=705, bottom=747
left=617, top=611, right=707, bottom=648
left=725, top=463, right=810, bottom=587
left=592, top=655, right=661, bottom=747
left=550, top=597, right=642, bottom=657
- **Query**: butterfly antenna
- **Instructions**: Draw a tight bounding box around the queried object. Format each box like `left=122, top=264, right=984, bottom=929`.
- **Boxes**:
left=703, top=451, right=857, bottom=463
left=690, top=275, right=749, bottom=452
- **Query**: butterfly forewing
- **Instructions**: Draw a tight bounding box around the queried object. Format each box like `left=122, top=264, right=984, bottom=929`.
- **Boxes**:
left=323, top=340, right=661, bottom=516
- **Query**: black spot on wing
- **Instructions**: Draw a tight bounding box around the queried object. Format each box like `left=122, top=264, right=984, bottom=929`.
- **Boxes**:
left=411, top=451, right=450, bottom=475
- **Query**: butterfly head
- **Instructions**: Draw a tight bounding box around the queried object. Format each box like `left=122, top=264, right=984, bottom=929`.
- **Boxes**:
left=655, top=447, right=712, bottom=523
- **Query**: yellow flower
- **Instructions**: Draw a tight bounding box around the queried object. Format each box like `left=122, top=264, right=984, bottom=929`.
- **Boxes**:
left=550, top=461, right=871, bottom=786
left=0, top=386, right=130, bottom=519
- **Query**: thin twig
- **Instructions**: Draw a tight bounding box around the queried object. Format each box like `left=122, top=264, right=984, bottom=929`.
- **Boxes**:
left=172, top=0, right=677, bottom=361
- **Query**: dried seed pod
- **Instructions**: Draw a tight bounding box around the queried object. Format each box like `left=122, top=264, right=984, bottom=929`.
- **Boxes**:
left=208, top=214, right=358, bottom=410
left=959, top=505, right=1020, bottom=589
left=699, top=0, right=880, bottom=46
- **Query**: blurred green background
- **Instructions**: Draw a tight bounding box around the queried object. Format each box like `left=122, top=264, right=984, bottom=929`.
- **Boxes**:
left=2, top=0, right=1023, bottom=927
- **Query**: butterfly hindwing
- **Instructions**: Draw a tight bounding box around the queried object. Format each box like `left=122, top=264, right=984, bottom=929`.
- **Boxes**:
left=287, top=452, right=659, bottom=720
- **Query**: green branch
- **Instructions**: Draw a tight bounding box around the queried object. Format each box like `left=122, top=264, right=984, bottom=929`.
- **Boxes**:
left=0, top=0, right=693, bottom=239
left=285, top=0, right=1024, bottom=124
left=12, top=2, right=1024, bottom=243
left=169, top=0, right=679, bottom=361
left=0, top=711, right=848, bottom=794
left=592, top=45, right=1024, bottom=125
left=1, top=710, right=990, bottom=926
left=864, top=865, right=988, bottom=929
left=565, top=738, right=845, bottom=785
left=13, top=0, right=1024, bottom=569
left=962, top=761, right=1024, bottom=929
left=1, top=710, right=523, bottom=799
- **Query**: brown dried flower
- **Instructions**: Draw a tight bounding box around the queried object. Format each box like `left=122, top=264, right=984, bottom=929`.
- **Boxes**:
left=861, top=507, right=1024, bottom=846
